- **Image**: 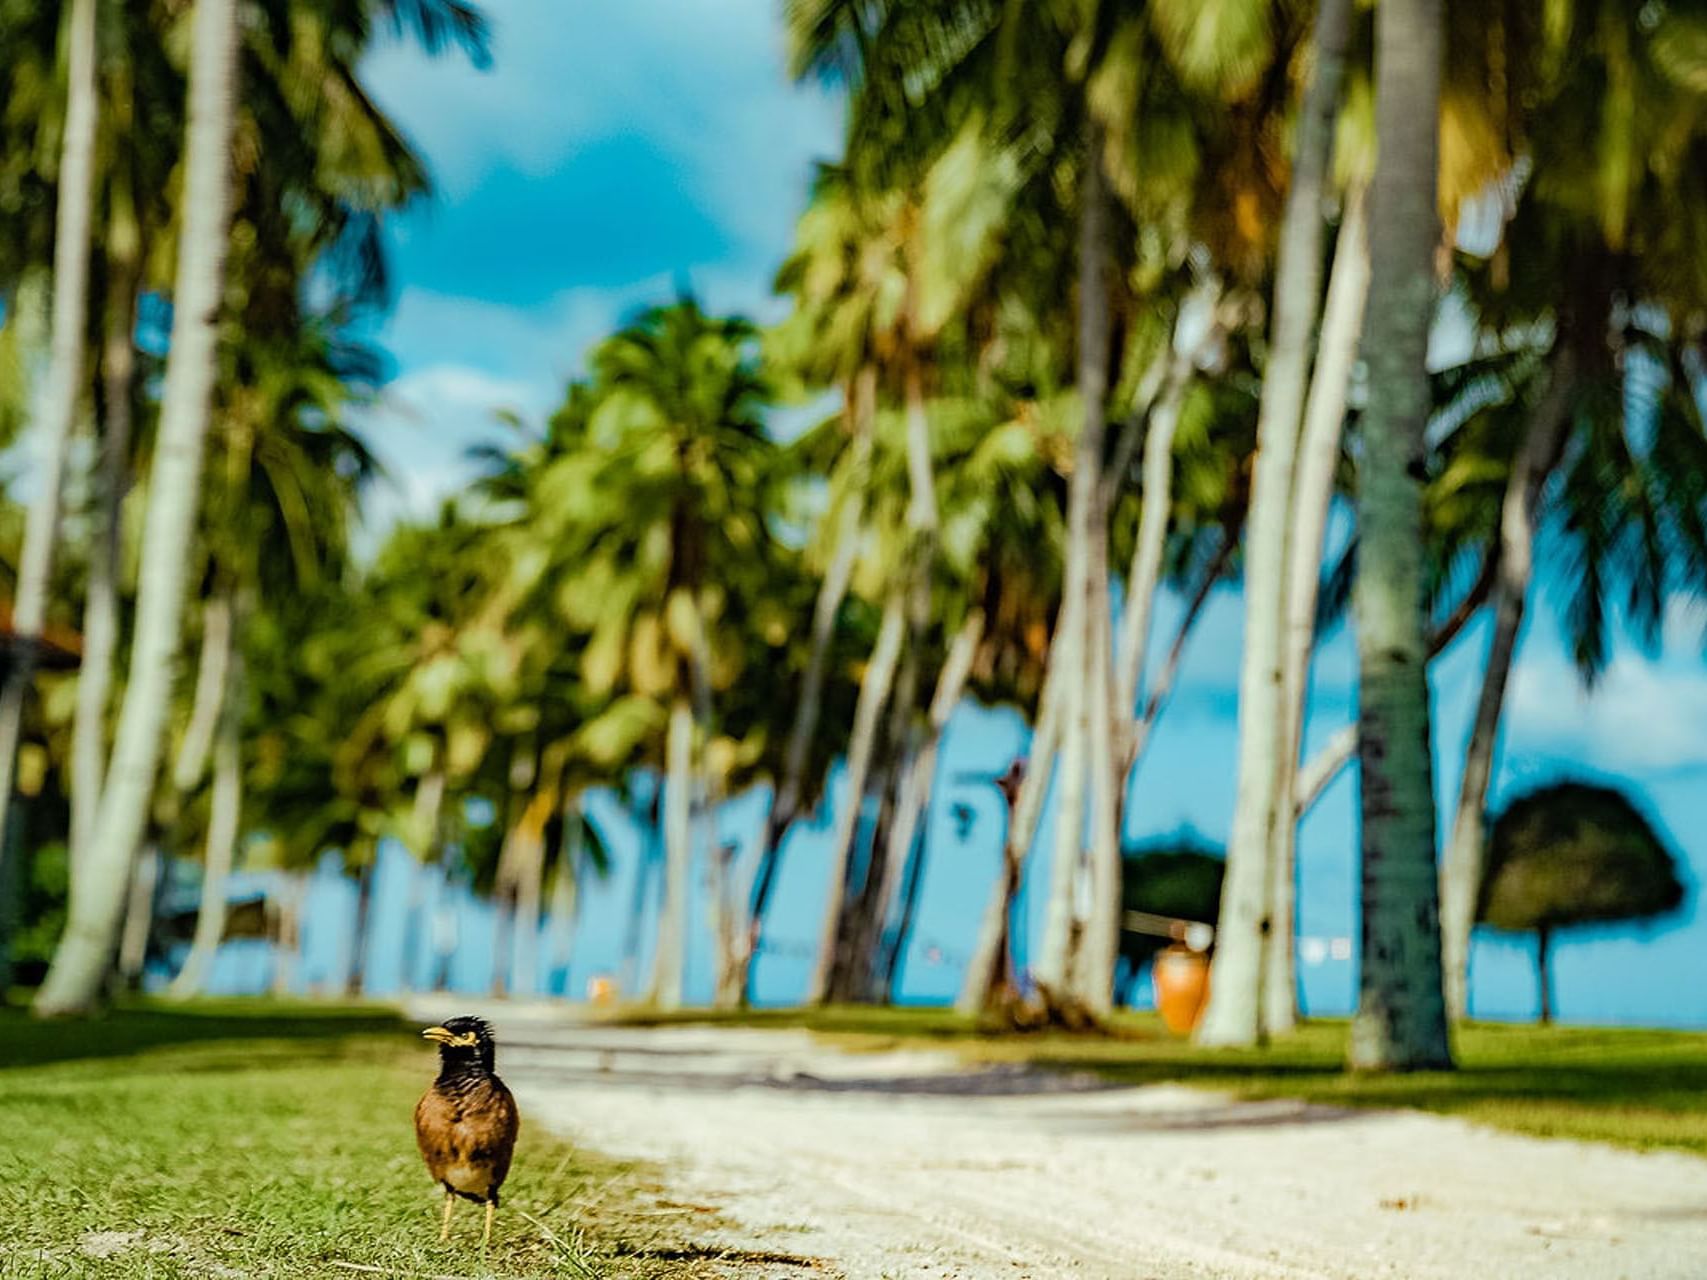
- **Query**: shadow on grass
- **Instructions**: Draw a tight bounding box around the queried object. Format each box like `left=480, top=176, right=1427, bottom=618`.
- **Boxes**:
left=0, top=996, right=406, bottom=1071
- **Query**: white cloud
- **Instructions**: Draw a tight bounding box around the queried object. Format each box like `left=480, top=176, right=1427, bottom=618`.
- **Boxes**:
left=1506, top=646, right=1707, bottom=776
left=361, top=1, right=843, bottom=247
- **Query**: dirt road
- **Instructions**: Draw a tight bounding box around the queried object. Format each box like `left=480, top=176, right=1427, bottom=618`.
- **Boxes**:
left=407, top=1000, right=1707, bottom=1279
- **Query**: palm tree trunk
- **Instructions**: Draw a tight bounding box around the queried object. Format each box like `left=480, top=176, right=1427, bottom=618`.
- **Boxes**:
left=71, top=251, right=142, bottom=877
left=173, top=594, right=234, bottom=795
left=1111, top=279, right=1220, bottom=743
left=347, top=846, right=376, bottom=997
left=955, top=649, right=1064, bottom=1013
left=807, top=590, right=906, bottom=1005
left=1200, top=0, right=1353, bottom=1050
left=509, top=787, right=555, bottom=998
left=1073, top=555, right=1121, bottom=1016
left=1035, top=133, right=1112, bottom=1010
left=653, top=694, right=695, bottom=1009
left=116, top=846, right=162, bottom=990
left=0, top=0, right=99, bottom=897
left=1265, top=185, right=1373, bottom=1037
left=1440, top=351, right=1576, bottom=1021
left=35, top=0, right=241, bottom=1017
left=620, top=792, right=660, bottom=997
left=741, top=366, right=876, bottom=1004
left=1125, top=532, right=1237, bottom=770
left=165, top=621, right=243, bottom=1000
left=1535, top=925, right=1553, bottom=1026
left=269, top=870, right=304, bottom=997
left=859, top=609, right=984, bottom=1001
left=1347, top=0, right=1453, bottom=1073
left=547, top=792, right=585, bottom=995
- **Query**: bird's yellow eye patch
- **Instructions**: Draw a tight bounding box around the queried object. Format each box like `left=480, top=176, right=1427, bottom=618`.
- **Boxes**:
left=421, top=1026, right=481, bottom=1046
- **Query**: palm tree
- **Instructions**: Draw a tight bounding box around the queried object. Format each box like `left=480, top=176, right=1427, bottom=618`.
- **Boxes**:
left=0, top=0, right=99, bottom=891
left=35, top=0, right=243, bottom=1017
left=1438, top=0, right=1707, bottom=1020
left=1199, top=0, right=1356, bottom=1047
left=1346, top=0, right=1453, bottom=1072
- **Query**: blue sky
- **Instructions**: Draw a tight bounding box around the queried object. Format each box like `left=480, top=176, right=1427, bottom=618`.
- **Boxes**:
left=279, top=2, right=1707, bottom=1026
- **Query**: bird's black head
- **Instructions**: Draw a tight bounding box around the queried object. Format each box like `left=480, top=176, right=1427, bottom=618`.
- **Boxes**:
left=421, top=1015, right=496, bottom=1076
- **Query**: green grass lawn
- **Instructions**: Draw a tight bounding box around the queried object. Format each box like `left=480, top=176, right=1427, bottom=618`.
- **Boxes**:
left=612, top=1004, right=1707, bottom=1157
left=0, top=1000, right=770, bottom=1279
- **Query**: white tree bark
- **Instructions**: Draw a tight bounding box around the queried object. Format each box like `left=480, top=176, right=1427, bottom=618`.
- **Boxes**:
left=35, top=0, right=241, bottom=1016
left=1073, top=560, right=1122, bottom=1014
left=546, top=791, right=585, bottom=994
left=71, top=257, right=142, bottom=876
left=172, top=594, right=233, bottom=795
left=0, top=0, right=100, bottom=863
left=653, top=696, right=695, bottom=1009
left=165, top=622, right=243, bottom=999
left=1198, top=0, right=1353, bottom=1048
left=116, top=846, right=161, bottom=987
left=1035, top=138, right=1111, bottom=1003
left=955, top=642, right=1064, bottom=1013
left=859, top=608, right=984, bottom=998
left=1112, top=280, right=1221, bottom=743
left=807, top=590, right=906, bottom=1005
left=1439, top=349, right=1575, bottom=1021
left=741, top=367, right=876, bottom=1001
left=1264, top=185, right=1372, bottom=1036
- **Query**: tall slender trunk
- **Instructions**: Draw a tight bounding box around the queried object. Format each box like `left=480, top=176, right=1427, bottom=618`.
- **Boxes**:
left=709, top=836, right=742, bottom=1008
left=398, top=767, right=445, bottom=993
left=835, top=335, right=940, bottom=1002
left=173, top=595, right=234, bottom=795
left=165, top=617, right=243, bottom=999
left=620, top=793, right=660, bottom=998
left=1440, top=351, right=1576, bottom=1020
left=1200, top=0, right=1354, bottom=1050
left=1112, top=280, right=1220, bottom=742
left=1347, top=0, right=1453, bottom=1072
left=116, top=846, right=161, bottom=990
left=71, top=251, right=142, bottom=876
left=807, top=590, right=905, bottom=1005
left=1073, top=555, right=1121, bottom=1015
left=1035, top=135, right=1111, bottom=1005
left=547, top=792, right=585, bottom=995
left=0, top=0, right=99, bottom=905
left=347, top=846, right=376, bottom=997
left=35, top=0, right=241, bottom=1017
left=1265, top=185, right=1373, bottom=1037
left=1126, top=532, right=1238, bottom=770
left=859, top=609, right=984, bottom=1000
left=955, top=648, right=1064, bottom=1013
left=1535, top=925, right=1553, bottom=1026
left=653, top=695, right=695, bottom=1009
left=510, top=788, right=554, bottom=999
left=269, top=870, right=305, bottom=997
left=741, top=366, right=876, bottom=1004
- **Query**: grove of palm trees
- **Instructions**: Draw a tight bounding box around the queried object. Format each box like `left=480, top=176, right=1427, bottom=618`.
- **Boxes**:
left=5, top=5, right=1707, bottom=1267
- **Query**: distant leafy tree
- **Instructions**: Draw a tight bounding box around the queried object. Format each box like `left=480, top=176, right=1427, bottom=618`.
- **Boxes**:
left=1479, top=781, right=1686, bottom=1024
left=1117, top=839, right=1224, bottom=1006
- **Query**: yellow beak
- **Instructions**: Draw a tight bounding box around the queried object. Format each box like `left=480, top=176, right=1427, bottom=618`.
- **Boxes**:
left=421, top=1025, right=454, bottom=1044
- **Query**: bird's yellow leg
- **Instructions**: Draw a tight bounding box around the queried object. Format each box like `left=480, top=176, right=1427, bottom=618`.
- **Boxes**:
left=439, top=1191, right=455, bottom=1242
left=482, top=1199, right=495, bottom=1248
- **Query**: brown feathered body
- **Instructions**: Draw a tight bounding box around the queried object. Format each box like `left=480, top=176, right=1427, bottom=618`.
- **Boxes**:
left=415, top=1025, right=520, bottom=1206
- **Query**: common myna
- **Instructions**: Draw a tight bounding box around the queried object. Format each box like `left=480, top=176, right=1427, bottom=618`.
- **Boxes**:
left=415, top=1016, right=519, bottom=1246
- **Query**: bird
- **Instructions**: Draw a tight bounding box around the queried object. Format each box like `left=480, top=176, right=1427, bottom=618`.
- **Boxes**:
left=414, top=1016, right=520, bottom=1247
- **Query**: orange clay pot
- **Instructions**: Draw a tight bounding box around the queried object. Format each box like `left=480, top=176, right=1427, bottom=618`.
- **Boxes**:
left=1152, top=945, right=1211, bottom=1036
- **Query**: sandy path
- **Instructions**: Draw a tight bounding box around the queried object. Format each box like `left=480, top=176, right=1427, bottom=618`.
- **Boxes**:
left=407, top=1000, right=1707, bottom=1279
